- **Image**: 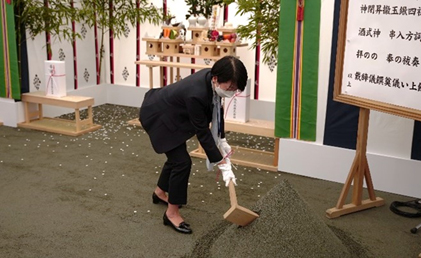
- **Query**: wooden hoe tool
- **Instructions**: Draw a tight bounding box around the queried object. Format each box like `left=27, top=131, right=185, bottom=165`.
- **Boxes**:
left=223, top=179, right=259, bottom=226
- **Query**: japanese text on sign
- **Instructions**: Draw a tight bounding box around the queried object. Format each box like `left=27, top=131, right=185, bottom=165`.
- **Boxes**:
left=341, top=1, right=421, bottom=111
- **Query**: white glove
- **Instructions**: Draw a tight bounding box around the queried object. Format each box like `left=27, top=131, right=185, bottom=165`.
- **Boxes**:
left=218, top=138, right=232, bottom=157
left=218, top=162, right=237, bottom=187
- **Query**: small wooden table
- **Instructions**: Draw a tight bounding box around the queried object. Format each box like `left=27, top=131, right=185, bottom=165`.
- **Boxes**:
left=18, top=91, right=101, bottom=136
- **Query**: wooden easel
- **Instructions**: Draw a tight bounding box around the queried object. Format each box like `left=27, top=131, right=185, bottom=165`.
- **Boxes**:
left=326, top=108, right=385, bottom=218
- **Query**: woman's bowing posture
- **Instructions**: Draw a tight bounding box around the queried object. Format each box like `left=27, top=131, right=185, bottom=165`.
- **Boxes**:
left=140, top=56, right=248, bottom=234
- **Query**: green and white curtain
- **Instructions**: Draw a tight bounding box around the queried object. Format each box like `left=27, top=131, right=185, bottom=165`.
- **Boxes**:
left=0, top=0, right=20, bottom=100
left=276, top=0, right=321, bottom=141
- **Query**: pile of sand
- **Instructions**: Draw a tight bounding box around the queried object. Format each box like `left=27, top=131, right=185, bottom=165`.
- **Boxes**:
left=188, top=180, right=352, bottom=257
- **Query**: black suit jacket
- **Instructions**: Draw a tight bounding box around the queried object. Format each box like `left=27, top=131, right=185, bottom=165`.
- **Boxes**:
left=139, top=69, right=224, bottom=163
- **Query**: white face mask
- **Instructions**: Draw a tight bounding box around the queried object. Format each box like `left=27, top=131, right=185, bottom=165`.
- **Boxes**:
left=213, top=82, right=236, bottom=98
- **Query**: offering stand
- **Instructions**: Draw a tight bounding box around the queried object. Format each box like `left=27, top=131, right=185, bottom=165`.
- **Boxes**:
left=138, top=25, right=247, bottom=88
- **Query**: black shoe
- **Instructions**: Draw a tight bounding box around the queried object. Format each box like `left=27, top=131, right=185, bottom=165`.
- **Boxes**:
left=152, top=192, right=168, bottom=205
left=163, top=212, right=192, bottom=234
left=152, top=192, right=182, bottom=208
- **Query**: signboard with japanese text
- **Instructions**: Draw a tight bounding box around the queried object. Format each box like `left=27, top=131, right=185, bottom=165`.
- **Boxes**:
left=334, top=0, right=421, bottom=121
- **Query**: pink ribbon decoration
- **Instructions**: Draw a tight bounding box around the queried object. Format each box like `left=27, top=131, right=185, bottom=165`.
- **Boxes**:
left=46, top=64, right=65, bottom=95
left=224, top=91, right=251, bottom=119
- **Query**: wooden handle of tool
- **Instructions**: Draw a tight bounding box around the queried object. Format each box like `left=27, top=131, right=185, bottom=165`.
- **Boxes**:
left=228, top=180, right=238, bottom=206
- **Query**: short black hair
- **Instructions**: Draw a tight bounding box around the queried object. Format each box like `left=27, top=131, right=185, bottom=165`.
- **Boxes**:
left=211, top=56, right=248, bottom=91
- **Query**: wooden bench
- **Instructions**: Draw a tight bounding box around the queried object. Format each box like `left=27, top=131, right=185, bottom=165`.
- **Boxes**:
left=127, top=118, right=140, bottom=126
left=190, top=119, right=279, bottom=172
left=18, top=91, right=101, bottom=136
left=127, top=116, right=278, bottom=171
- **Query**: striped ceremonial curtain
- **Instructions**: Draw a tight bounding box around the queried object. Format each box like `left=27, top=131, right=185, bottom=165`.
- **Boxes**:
left=0, top=0, right=20, bottom=100
left=275, top=0, right=320, bottom=140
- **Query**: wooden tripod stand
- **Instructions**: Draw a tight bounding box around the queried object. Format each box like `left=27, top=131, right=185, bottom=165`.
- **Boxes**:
left=326, top=108, right=385, bottom=218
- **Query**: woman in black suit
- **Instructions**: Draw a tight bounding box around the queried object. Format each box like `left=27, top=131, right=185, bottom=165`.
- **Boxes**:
left=140, top=56, right=248, bottom=234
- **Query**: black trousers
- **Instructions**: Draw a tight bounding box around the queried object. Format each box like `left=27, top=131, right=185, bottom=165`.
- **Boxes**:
left=157, top=142, right=192, bottom=205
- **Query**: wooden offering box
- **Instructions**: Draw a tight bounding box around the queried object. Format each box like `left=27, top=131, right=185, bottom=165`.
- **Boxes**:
left=200, top=42, right=218, bottom=57
left=143, top=38, right=161, bottom=55
left=182, top=44, right=195, bottom=55
left=189, top=27, right=207, bottom=44
left=218, top=42, right=237, bottom=57
left=160, top=39, right=183, bottom=54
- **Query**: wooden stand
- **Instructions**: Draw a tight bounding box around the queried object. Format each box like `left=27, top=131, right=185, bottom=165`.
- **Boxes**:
left=190, top=119, right=279, bottom=172
left=326, top=108, right=384, bottom=218
left=18, top=91, right=101, bottom=136
left=135, top=60, right=212, bottom=89
left=0, top=121, right=3, bottom=126
left=138, top=26, right=247, bottom=89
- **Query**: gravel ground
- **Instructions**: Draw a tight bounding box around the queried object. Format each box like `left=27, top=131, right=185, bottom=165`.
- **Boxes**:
left=0, top=104, right=419, bottom=258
